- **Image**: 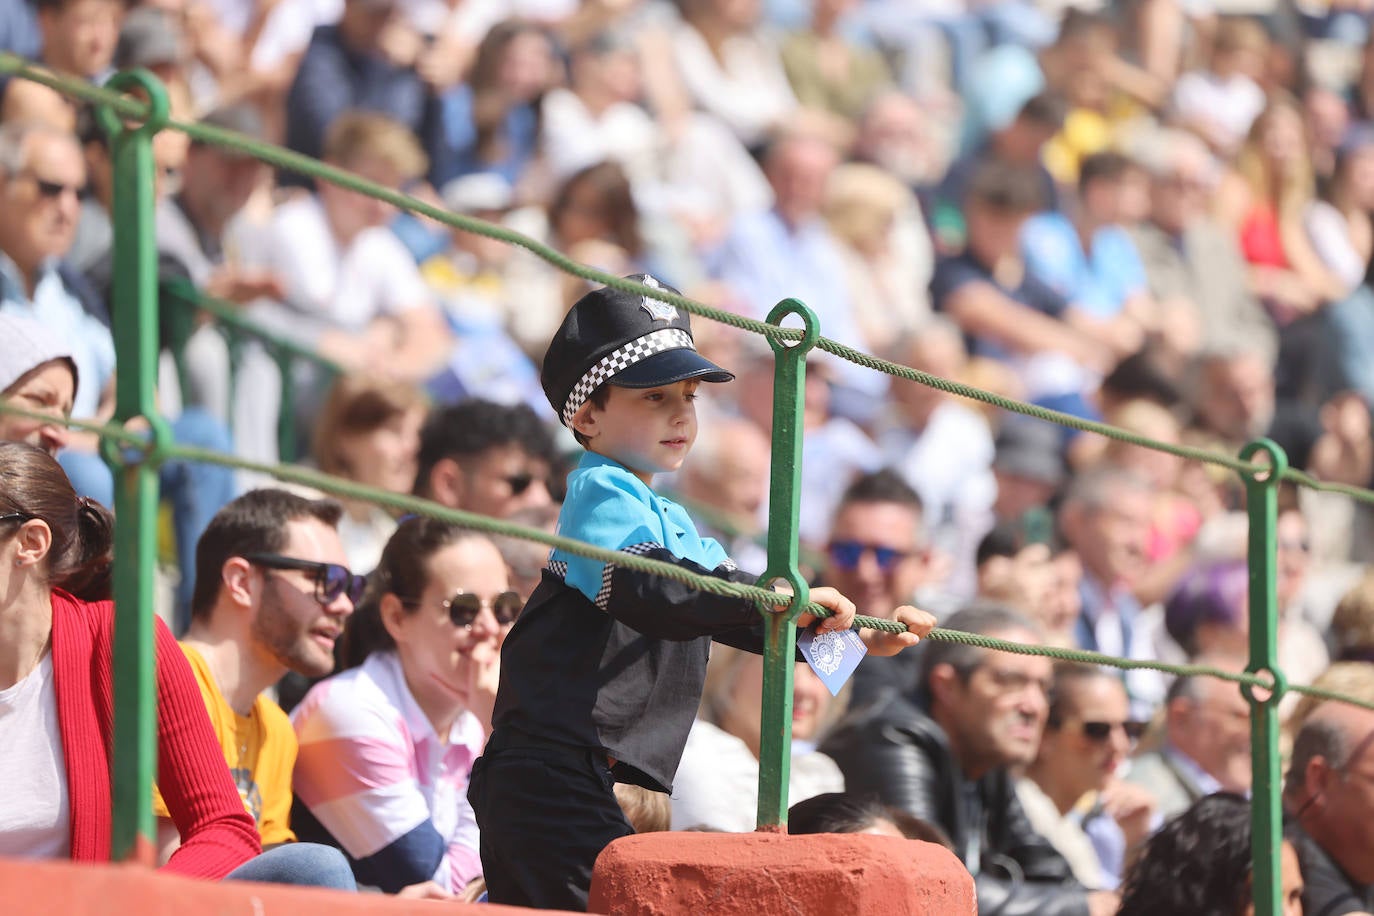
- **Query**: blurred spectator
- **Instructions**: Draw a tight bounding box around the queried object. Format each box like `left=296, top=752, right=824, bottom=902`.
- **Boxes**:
left=311, top=374, right=428, bottom=572
left=712, top=131, right=884, bottom=414
left=1058, top=467, right=1167, bottom=715
left=1117, top=792, right=1304, bottom=916
left=412, top=399, right=555, bottom=519
left=778, top=0, right=891, bottom=122
left=974, top=520, right=1053, bottom=623
left=823, top=163, right=933, bottom=354
left=1171, top=17, right=1268, bottom=156
left=990, top=418, right=1064, bottom=540
left=852, top=90, right=954, bottom=192
left=1098, top=399, right=1198, bottom=567
left=1332, top=570, right=1374, bottom=661
left=490, top=503, right=557, bottom=604
left=0, top=0, right=40, bottom=60
left=31, top=0, right=122, bottom=83
left=294, top=518, right=504, bottom=896
left=428, top=18, right=557, bottom=189
left=0, top=312, right=76, bottom=455
left=788, top=791, right=952, bottom=847
left=1018, top=663, right=1154, bottom=890
left=671, top=645, right=843, bottom=832
left=1130, top=129, right=1275, bottom=366
left=113, top=5, right=193, bottom=113
left=822, top=605, right=1110, bottom=916
left=245, top=111, right=453, bottom=388
left=675, top=415, right=770, bottom=575
left=1126, top=661, right=1252, bottom=823
left=1284, top=699, right=1374, bottom=915
left=1305, top=124, right=1374, bottom=297
left=154, top=489, right=359, bottom=891
left=283, top=0, right=427, bottom=165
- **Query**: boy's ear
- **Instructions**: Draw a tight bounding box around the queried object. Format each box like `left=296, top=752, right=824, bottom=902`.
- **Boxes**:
left=571, top=401, right=599, bottom=441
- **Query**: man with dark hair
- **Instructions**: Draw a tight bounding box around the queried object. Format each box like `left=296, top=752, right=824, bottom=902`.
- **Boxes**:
left=822, top=605, right=1110, bottom=915
left=156, top=488, right=363, bottom=869
left=1283, top=700, right=1374, bottom=915
left=413, top=398, right=557, bottom=518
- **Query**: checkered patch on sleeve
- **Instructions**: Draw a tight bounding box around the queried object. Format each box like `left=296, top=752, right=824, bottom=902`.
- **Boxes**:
left=562, top=329, right=695, bottom=425
left=593, top=542, right=661, bottom=611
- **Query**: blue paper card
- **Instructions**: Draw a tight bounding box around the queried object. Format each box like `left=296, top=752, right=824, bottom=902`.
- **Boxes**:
left=797, top=627, right=868, bottom=696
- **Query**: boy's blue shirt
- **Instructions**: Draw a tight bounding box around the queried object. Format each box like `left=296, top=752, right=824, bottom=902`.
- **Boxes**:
left=552, top=452, right=732, bottom=606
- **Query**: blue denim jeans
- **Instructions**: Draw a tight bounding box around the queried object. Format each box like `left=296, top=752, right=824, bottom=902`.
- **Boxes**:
left=58, top=406, right=238, bottom=632
left=224, top=843, right=357, bottom=890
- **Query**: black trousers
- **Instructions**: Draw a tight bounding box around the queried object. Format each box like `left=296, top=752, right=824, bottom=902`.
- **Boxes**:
left=468, top=741, right=634, bottom=911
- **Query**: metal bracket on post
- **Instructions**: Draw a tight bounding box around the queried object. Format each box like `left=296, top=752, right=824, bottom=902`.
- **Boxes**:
left=1239, top=438, right=1288, bottom=916
left=754, top=300, right=820, bottom=832
left=97, top=69, right=170, bottom=867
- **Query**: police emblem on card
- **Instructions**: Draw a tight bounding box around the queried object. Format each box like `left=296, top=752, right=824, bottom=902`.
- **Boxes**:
left=798, top=627, right=867, bottom=696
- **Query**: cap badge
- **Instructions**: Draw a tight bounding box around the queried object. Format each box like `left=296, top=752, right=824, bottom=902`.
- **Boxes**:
left=638, top=276, right=679, bottom=322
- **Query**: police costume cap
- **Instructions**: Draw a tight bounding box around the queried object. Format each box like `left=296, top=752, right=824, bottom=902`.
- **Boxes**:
left=542, top=274, right=734, bottom=426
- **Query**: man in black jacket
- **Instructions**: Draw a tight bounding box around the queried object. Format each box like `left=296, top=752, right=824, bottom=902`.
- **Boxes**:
left=822, top=605, right=1116, bottom=916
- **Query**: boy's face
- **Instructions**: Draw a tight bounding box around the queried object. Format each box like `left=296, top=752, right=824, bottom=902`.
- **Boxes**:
left=573, top=379, right=701, bottom=484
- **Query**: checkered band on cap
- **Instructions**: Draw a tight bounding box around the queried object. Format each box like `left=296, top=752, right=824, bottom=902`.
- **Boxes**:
left=561, top=328, right=695, bottom=425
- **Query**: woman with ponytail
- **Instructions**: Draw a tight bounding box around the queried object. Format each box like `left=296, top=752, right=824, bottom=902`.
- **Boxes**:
left=292, top=517, right=508, bottom=898
left=0, top=441, right=261, bottom=876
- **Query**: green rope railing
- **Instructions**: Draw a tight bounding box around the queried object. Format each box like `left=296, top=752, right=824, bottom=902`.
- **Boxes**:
left=4, top=401, right=1370, bottom=715
left=5, top=52, right=1371, bottom=507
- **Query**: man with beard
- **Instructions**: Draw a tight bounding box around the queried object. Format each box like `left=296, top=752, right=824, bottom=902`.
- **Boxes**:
left=822, top=605, right=1114, bottom=916
left=153, top=489, right=364, bottom=859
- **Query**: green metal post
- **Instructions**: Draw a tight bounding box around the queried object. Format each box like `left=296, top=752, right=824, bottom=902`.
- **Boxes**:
left=96, top=70, right=173, bottom=866
left=1240, top=439, right=1288, bottom=916
left=754, top=300, right=820, bottom=831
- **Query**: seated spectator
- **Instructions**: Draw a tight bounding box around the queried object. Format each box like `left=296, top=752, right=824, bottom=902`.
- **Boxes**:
left=1021, top=152, right=1156, bottom=360
left=779, top=0, right=893, bottom=122
left=989, top=418, right=1065, bottom=545
left=1304, top=124, right=1374, bottom=298
left=929, top=160, right=1106, bottom=403
left=0, top=442, right=263, bottom=878
left=1331, top=571, right=1374, bottom=662
left=310, top=375, right=428, bottom=572
left=788, top=791, right=952, bottom=848
left=244, top=111, right=454, bottom=391
left=821, top=605, right=1109, bottom=915
left=672, top=645, right=843, bottom=832
left=283, top=0, right=427, bottom=166
left=0, top=313, right=75, bottom=455
left=1285, top=697, right=1374, bottom=915
left=154, top=489, right=359, bottom=889
left=1058, top=467, right=1168, bottom=715
left=1170, top=17, right=1268, bottom=156
left=674, top=415, right=771, bottom=576
left=1126, top=661, right=1252, bottom=823
left=1130, top=129, right=1275, bottom=365
left=428, top=19, right=557, bottom=189
left=412, top=398, right=556, bottom=519
left=1117, top=793, right=1304, bottom=916
left=293, top=518, right=508, bottom=896
left=1098, top=399, right=1199, bottom=568
left=0, top=0, right=120, bottom=120
left=823, top=163, right=933, bottom=355
left=1017, top=664, right=1154, bottom=891
left=974, top=521, right=1053, bottom=621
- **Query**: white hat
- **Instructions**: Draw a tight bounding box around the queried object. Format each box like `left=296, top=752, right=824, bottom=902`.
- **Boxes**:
left=0, top=312, right=78, bottom=397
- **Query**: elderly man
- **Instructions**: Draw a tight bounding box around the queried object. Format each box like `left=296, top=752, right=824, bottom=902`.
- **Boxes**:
left=1285, top=699, right=1374, bottom=915
left=676, top=415, right=772, bottom=575
left=413, top=399, right=556, bottom=519
left=0, top=312, right=76, bottom=455
left=823, top=605, right=1114, bottom=916
left=1126, top=663, right=1252, bottom=823
left=154, top=489, right=358, bottom=893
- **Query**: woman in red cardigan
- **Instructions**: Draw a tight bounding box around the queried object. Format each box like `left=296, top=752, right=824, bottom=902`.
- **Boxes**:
left=0, top=441, right=260, bottom=876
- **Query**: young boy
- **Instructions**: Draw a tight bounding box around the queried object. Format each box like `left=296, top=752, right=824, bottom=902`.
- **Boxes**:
left=467, top=275, right=935, bottom=910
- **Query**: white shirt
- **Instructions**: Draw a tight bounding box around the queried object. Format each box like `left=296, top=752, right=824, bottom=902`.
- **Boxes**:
left=0, top=652, right=71, bottom=859
left=253, top=196, right=430, bottom=332
left=1172, top=70, right=1265, bottom=153
left=670, top=719, right=843, bottom=833
left=670, top=20, right=797, bottom=147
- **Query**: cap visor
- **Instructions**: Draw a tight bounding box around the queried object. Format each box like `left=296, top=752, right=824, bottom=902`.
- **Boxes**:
left=608, top=348, right=734, bottom=388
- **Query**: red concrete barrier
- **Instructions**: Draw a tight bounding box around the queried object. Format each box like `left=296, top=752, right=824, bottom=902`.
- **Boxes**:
left=587, top=832, right=975, bottom=916
left=0, top=858, right=572, bottom=915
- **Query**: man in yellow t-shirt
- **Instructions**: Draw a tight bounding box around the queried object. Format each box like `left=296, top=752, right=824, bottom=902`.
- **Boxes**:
left=155, top=489, right=361, bottom=855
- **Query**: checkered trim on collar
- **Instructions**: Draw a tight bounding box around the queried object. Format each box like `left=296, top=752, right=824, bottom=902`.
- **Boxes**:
left=561, top=328, right=694, bottom=425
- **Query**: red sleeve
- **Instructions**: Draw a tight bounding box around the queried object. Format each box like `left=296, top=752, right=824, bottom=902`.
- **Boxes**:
left=153, top=618, right=261, bottom=878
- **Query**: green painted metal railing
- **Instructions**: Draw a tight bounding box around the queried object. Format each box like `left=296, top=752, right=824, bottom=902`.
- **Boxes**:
left=6, top=55, right=1374, bottom=910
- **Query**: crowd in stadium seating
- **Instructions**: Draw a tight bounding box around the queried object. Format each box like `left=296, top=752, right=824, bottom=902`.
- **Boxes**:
left=10, top=0, right=1374, bottom=911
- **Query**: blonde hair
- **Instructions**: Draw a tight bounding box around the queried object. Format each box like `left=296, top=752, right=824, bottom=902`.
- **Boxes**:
left=1103, top=399, right=1182, bottom=459
left=613, top=783, right=671, bottom=834
left=1236, top=94, right=1315, bottom=220
left=823, top=163, right=912, bottom=251
left=311, top=374, right=428, bottom=477
left=322, top=110, right=428, bottom=180
left=1332, top=572, right=1374, bottom=657
left=1285, top=662, right=1374, bottom=739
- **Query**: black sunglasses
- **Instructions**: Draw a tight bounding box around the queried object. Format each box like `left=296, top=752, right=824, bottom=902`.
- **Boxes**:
left=243, top=553, right=367, bottom=606
left=1076, top=720, right=1149, bottom=743
left=0, top=513, right=34, bottom=525
left=505, top=474, right=535, bottom=496
left=406, top=590, right=524, bottom=629
left=24, top=173, right=80, bottom=200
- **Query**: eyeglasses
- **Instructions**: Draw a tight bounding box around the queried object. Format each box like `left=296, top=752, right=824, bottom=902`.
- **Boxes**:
left=0, top=513, right=33, bottom=524
left=505, top=473, right=535, bottom=496
left=826, top=540, right=911, bottom=573
left=243, top=553, right=367, bottom=606
left=23, top=173, right=80, bottom=201
left=405, top=590, right=524, bottom=629
left=1072, top=720, right=1149, bottom=743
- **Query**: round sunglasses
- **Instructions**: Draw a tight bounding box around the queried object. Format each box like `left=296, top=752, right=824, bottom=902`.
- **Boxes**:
left=243, top=553, right=368, bottom=606
left=404, top=590, right=524, bottom=629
